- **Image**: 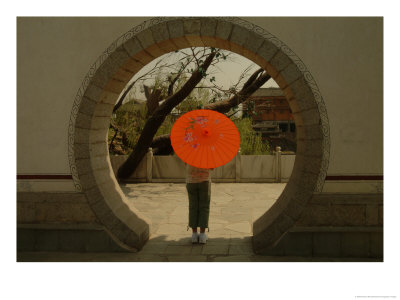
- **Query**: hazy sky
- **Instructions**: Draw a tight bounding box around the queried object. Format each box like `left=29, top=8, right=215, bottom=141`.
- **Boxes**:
left=128, top=48, right=278, bottom=101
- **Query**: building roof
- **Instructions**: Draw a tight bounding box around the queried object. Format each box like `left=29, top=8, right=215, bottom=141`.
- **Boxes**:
left=250, top=88, right=284, bottom=97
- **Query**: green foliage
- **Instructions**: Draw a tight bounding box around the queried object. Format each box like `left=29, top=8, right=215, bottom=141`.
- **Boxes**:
left=109, top=101, right=148, bottom=155
left=234, top=117, right=270, bottom=155
left=108, top=46, right=267, bottom=155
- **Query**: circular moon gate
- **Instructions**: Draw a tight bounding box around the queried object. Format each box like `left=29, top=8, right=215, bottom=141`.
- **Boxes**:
left=68, top=17, right=330, bottom=252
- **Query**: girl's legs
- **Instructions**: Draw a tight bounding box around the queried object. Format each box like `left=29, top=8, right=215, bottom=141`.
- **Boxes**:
left=186, top=183, right=200, bottom=229
left=198, top=181, right=211, bottom=230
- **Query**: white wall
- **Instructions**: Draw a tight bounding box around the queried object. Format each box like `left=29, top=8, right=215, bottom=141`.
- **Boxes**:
left=17, top=17, right=383, bottom=192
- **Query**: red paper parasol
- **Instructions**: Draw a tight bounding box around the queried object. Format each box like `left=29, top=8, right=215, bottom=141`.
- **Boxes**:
left=170, top=109, right=240, bottom=169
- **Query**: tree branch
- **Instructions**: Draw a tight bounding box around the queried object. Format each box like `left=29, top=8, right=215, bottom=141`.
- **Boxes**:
left=117, top=51, right=216, bottom=179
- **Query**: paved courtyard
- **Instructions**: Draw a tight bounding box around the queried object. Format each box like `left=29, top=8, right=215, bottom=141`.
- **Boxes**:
left=119, top=182, right=285, bottom=262
left=17, top=183, right=381, bottom=262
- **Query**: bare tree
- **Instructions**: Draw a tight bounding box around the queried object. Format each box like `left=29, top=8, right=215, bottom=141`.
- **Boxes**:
left=112, top=48, right=271, bottom=180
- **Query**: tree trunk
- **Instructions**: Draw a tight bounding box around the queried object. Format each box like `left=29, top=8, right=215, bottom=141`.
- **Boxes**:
left=117, top=52, right=216, bottom=180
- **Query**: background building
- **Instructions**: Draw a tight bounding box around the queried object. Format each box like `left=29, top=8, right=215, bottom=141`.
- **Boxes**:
left=244, top=87, right=296, bottom=152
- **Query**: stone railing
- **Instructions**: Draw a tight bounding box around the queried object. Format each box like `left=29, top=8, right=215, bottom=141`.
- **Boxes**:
left=110, top=147, right=295, bottom=183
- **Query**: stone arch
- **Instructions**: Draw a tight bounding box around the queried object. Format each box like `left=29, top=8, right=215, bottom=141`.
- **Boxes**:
left=68, top=17, right=330, bottom=252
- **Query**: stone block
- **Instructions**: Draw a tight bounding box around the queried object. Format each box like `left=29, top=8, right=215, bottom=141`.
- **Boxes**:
left=74, top=127, right=90, bottom=144
left=90, top=48, right=129, bottom=89
left=256, top=40, right=279, bottom=63
left=269, top=50, right=292, bottom=73
left=313, top=232, right=341, bottom=257
left=183, top=19, right=203, bottom=46
left=74, top=158, right=92, bottom=176
left=341, top=232, right=369, bottom=257
left=90, top=154, right=110, bottom=171
left=84, top=186, right=104, bottom=205
left=94, top=206, right=117, bottom=228
left=17, top=202, right=36, bottom=223
left=93, top=102, right=114, bottom=118
left=112, top=67, right=135, bottom=83
left=150, top=22, right=170, bottom=44
left=366, top=205, right=379, bottom=225
left=74, top=143, right=90, bottom=159
left=230, top=25, right=247, bottom=46
left=144, top=43, right=165, bottom=59
left=280, top=63, right=303, bottom=87
left=108, top=45, right=132, bottom=66
left=369, top=232, right=383, bottom=258
left=282, top=232, right=313, bottom=256
left=297, top=124, right=324, bottom=141
left=83, top=83, right=103, bottom=102
left=75, top=111, right=92, bottom=130
left=183, top=18, right=201, bottom=35
left=229, top=25, right=248, bottom=55
left=216, top=20, right=233, bottom=41
left=293, top=153, right=322, bottom=176
left=84, top=229, right=113, bottom=252
left=274, top=213, right=296, bottom=233
left=254, top=240, right=285, bottom=256
left=297, top=108, right=321, bottom=127
left=131, top=49, right=154, bottom=66
left=252, top=221, right=284, bottom=251
left=70, top=203, right=98, bottom=223
left=273, top=71, right=289, bottom=90
left=167, top=19, right=184, bottom=39
left=290, top=168, right=319, bottom=194
left=58, top=230, right=86, bottom=252
left=103, top=78, right=127, bottom=94
left=115, top=232, right=140, bottom=252
left=88, top=129, right=108, bottom=144
left=378, top=205, right=383, bottom=225
left=98, top=90, right=119, bottom=105
left=108, top=221, right=133, bottom=245
left=79, top=172, right=98, bottom=190
left=79, top=97, right=96, bottom=116
left=35, top=229, right=59, bottom=251
left=123, top=58, right=145, bottom=74
left=296, top=139, right=324, bottom=157
left=34, top=201, right=94, bottom=223
left=166, top=19, right=190, bottom=50
left=200, top=18, right=217, bottom=46
left=287, top=77, right=318, bottom=112
left=244, top=31, right=264, bottom=54
left=135, top=30, right=156, bottom=53
left=291, top=110, right=304, bottom=127
left=214, top=37, right=230, bottom=52
left=156, top=39, right=178, bottom=54
left=123, top=37, right=144, bottom=57
left=91, top=116, right=111, bottom=130
left=287, top=98, right=301, bottom=114
left=331, top=204, right=366, bottom=226
left=283, top=197, right=307, bottom=221
left=296, top=203, right=332, bottom=226
left=17, top=228, right=36, bottom=251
